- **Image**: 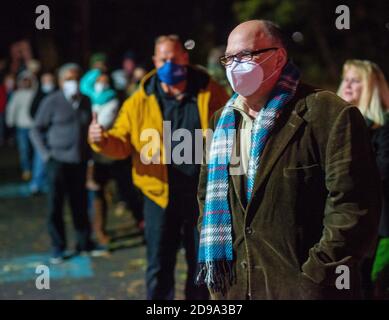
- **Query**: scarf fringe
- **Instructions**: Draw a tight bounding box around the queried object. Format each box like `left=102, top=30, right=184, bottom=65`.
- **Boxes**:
left=196, top=260, right=236, bottom=295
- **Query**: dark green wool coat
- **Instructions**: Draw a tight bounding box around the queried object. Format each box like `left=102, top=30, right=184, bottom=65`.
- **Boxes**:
left=197, top=84, right=381, bottom=300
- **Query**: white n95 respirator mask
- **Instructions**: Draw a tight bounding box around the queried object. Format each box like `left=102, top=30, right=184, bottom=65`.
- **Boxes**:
left=226, top=52, right=278, bottom=97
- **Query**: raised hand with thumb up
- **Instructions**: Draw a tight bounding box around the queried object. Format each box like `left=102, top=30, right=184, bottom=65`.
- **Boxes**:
left=88, top=112, right=105, bottom=144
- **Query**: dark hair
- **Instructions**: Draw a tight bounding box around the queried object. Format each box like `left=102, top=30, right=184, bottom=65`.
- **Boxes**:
left=262, top=20, right=288, bottom=49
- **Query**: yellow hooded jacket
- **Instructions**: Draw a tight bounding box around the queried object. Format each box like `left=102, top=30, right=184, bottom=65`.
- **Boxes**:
left=90, top=66, right=229, bottom=208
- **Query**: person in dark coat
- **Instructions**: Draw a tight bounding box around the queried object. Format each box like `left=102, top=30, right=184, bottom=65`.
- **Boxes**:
left=196, top=20, right=381, bottom=300
left=338, top=59, right=389, bottom=298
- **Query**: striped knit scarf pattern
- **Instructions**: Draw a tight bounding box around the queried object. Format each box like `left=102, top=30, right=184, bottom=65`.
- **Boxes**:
left=196, top=61, right=300, bottom=293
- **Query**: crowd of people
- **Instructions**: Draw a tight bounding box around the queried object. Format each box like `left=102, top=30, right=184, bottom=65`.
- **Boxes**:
left=1, top=46, right=146, bottom=258
left=1, top=19, right=389, bottom=300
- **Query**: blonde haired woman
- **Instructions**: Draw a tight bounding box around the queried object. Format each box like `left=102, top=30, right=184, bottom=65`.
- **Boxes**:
left=338, top=59, right=389, bottom=124
left=338, top=59, right=389, bottom=298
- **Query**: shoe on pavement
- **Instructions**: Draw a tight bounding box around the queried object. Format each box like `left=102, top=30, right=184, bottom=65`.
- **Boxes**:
left=49, top=251, right=66, bottom=264
left=90, top=244, right=110, bottom=257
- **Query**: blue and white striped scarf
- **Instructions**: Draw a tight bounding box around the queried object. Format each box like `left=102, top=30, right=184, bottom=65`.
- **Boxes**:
left=196, top=61, right=300, bottom=293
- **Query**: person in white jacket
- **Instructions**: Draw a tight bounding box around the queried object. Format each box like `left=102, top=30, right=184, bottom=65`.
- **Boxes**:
left=6, top=70, right=38, bottom=180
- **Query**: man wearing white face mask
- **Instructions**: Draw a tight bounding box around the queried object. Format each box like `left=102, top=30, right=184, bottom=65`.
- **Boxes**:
left=30, top=63, right=104, bottom=264
left=197, top=20, right=382, bottom=300
left=29, top=72, right=57, bottom=194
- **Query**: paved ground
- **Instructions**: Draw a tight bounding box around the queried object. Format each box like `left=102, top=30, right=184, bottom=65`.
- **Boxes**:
left=0, top=145, right=187, bottom=300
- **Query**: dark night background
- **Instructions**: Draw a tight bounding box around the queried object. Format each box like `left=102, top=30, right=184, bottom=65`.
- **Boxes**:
left=1, top=0, right=389, bottom=300
left=0, top=0, right=235, bottom=71
left=1, top=0, right=389, bottom=88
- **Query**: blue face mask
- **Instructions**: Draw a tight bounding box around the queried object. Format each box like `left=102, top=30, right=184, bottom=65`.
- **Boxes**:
left=157, top=61, right=187, bottom=85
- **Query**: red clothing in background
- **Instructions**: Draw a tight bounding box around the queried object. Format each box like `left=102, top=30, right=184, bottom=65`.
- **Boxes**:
left=0, top=84, right=6, bottom=113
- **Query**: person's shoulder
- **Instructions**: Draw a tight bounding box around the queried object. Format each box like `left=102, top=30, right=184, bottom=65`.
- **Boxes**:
left=40, top=90, right=62, bottom=106
left=33, top=91, right=62, bottom=119
left=8, top=89, right=26, bottom=100
left=298, top=83, right=355, bottom=120
left=46, top=90, right=63, bottom=100
left=303, top=85, right=348, bottom=109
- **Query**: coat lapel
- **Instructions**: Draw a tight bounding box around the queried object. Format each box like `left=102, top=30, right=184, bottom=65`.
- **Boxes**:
left=245, top=98, right=306, bottom=214
left=229, top=112, right=247, bottom=212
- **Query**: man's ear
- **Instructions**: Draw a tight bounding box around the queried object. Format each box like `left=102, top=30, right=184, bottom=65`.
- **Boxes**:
left=152, top=55, right=157, bottom=68
left=276, top=48, right=287, bottom=68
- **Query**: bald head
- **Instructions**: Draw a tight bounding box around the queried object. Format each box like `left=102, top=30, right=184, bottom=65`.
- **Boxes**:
left=224, top=20, right=288, bottom=101
left=226, top=20, right=285, bottom=56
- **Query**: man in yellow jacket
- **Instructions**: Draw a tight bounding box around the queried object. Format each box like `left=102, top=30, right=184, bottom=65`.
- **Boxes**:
left=89, top=35, right=228, bottom=299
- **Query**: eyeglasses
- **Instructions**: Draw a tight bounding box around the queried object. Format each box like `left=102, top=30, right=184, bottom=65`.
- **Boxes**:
left=219, top=47, right=279, bottom=67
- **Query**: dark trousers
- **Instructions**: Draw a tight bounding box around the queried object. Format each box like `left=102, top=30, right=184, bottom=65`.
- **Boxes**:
left=111, top=158, right=143, bottom=222
left=144, top=181, right=209, bottom=300
left=46, top=159, right=91, bottom=253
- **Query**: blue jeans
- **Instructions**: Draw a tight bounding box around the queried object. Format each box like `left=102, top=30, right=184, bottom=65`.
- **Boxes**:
left=143, top=182, right=209, bottom=300
left=30, top=150, right=47, bottom=192
left=16, top=128, right=32, bottom=172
